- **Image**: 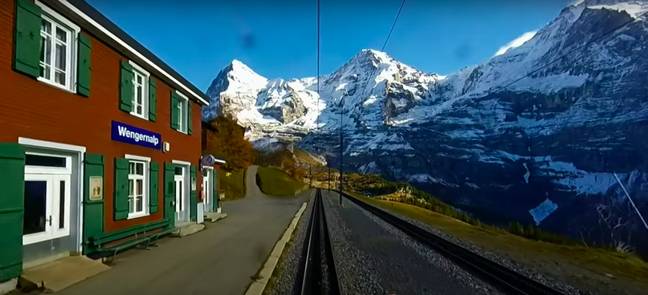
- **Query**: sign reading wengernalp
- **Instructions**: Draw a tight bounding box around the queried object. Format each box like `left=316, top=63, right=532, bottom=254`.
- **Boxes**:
left=111, top=121, right=161, bottom=150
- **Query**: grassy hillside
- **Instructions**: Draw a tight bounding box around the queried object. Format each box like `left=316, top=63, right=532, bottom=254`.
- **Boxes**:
left=257, top=166, right=307, bottom=197
left=218, top=168, right=246, bottom=200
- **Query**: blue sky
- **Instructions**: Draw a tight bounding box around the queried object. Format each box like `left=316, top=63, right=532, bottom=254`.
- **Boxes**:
left=87, top=0, right=569, bottom=91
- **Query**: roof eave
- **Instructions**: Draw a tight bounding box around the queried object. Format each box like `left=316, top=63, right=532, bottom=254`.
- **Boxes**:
left=53, top=0, right=209, bottom=105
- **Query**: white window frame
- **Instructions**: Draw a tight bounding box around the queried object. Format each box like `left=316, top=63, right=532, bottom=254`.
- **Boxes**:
left=129, top=61, right=150, bottom=120
left=125, top=154, right=150, bottom=219
left=35, top=1, right=80, bottom=93
left=175, top=91, right=189, bottom=133
left=23, top=151, right=73, bottom=175
left=18, top=137, right=86, bottom=253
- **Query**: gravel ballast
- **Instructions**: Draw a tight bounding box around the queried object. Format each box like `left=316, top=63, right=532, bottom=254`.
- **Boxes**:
left=266, top=189, right=573, bottom=295
left=321, top=190, right=498, bottom=295
left=263, top=191, right=314, bottom=295
left=371, top=200, right=581, bottom=295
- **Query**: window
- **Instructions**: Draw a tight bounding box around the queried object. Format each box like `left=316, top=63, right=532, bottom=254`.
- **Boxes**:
left=129, top=61, right=149, bottom=119
left=25, top=154, right=67, bottom=168
left=176, top=92, right=188, bottom=133
left=171, top=90, right=191, bottom=134
left=37, top=4, right=79, bottom=92
left=126, top=155, right=149, bottom=219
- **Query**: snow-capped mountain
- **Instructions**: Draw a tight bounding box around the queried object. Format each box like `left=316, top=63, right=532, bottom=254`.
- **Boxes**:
left=204, top=0, right=648, bottom=251
left=203, top=49, right=441, bottom=141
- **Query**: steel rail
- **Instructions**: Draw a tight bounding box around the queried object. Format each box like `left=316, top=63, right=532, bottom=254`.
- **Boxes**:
left=338, top=191, right=564, bottom=295
left=295, top=189, right=340, bottom=295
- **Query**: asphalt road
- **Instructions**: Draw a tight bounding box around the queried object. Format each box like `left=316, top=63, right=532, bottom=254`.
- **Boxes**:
left=59, top=166, right=309, bottom=295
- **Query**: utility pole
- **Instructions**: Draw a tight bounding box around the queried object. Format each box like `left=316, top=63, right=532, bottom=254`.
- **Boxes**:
left=614, top=173, right=648, bottom=231
left=339, top=104, right=343, bottom=206
left=328, top=166, right=331, bottom=190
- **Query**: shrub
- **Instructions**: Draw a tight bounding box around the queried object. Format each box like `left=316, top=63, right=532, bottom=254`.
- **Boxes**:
left=507, top=222, right=576, bottom=245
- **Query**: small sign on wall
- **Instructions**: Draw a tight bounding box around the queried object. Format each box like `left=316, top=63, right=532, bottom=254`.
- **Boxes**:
left=89, top=176, right=103, bottom=201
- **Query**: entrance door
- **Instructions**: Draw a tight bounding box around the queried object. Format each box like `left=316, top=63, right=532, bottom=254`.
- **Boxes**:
left=202, top=168, right=212, bottom=213
left=23, top=153, right=72, bottom=245
left=174, top=165, right=189, bottom=225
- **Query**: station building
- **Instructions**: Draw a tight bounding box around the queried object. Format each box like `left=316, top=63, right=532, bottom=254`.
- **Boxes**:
left=0, top=0, right=219, bottom=286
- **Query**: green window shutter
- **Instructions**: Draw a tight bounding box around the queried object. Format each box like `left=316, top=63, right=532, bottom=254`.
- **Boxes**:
left=114, top=158, right=129, bottom=220
left=212, top=169, right=218, bottom=212
left=148, top=78, right=157, bottom=122
left=189, top=165, right=197, bottom=222
left=83, top=154, right=104, bottom=246
left=0, top=143, right=25, bottom=281
left=163, top=163, right=175, bottom=228
left=77, top=34, right=92, bottom=97
left=14, top=0, right=42, bottom=78
left=187, top=102, right=192, bottom=135
left=149, top=161, right=159, bottom=214
left=170, top=91, right=179, bottom=130
left=119, top=61, right=134, bottom=112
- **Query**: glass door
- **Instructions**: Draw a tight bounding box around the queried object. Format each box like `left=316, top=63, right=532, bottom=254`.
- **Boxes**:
left=202, top=168, right=212, bottom=212
left=174, top=165, right=189, bottom=224
left=23, top=175, right=50, bottom=239
left=23, top=174, right=71, bottom=245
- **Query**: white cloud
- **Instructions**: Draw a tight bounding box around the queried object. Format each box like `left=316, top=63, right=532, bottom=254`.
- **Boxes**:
left=494, top=31, right=537, bottom=56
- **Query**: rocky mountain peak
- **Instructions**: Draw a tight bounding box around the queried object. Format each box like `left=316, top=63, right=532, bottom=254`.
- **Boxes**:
left=580, top=0, right=648, bottom=18
left=203, top=59, right=269, bottom=122
left=350, top=49, right=392, bottom=68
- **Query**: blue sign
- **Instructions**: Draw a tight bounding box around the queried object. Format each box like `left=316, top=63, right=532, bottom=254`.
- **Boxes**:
left=111, top=121, right=162, bottom=150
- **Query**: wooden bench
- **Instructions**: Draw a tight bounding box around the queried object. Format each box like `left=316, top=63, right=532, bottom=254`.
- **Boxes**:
left=87, top=221, right=174, bottom=263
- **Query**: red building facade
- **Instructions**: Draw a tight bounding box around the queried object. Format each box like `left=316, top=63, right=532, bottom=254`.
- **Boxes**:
left=0, top=0, right=211, bottom=283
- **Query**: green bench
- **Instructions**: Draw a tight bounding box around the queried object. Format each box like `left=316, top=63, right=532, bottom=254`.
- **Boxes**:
left=86, top=220, right=175, bottom=263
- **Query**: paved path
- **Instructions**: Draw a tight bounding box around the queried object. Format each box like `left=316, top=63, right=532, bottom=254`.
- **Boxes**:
left=59, top=166, right=311, bottom=295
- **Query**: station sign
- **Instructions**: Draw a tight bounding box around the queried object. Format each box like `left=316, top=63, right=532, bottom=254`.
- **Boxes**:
left=201, top=154, right=226, bottom=166
left=111, top=121, right=161, bottom=150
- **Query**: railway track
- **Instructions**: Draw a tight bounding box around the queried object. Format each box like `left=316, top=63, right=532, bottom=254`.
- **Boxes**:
left=295, top=189, right=340, bottom=295
left=338, top=190, right=565, bottom=295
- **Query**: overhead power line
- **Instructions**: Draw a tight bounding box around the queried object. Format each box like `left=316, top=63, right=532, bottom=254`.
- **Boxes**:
left=614, top=173, right=648, bottom=231
left=338, top=0, right=407, bottom=198
left=316, top=0, right=321, bottom=131
left=381, top=0, right=406, bottom=51
left=495, top=10, right=644, bottom=92
left=356, top=0, right=407, bottom=114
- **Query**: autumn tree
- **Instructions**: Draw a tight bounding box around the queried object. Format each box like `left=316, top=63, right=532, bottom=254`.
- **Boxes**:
left=203, top=115, right=255, bottom=170
left=255, top=147, right=307, bottom=179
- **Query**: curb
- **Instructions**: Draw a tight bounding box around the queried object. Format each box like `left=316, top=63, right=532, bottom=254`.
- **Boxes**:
left=245, top=201, right=308, bottom=295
